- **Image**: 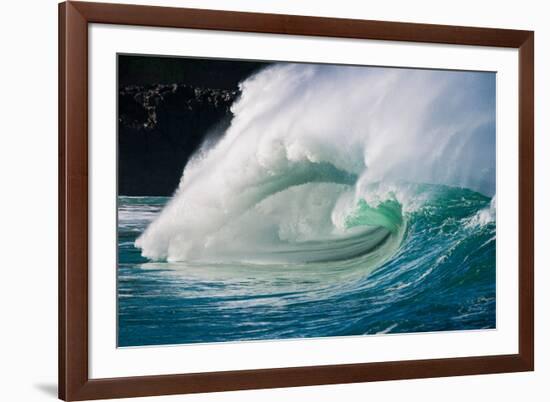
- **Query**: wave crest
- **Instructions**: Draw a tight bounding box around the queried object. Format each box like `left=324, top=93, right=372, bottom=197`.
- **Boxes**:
left=136, top=63, right=495, bottom=263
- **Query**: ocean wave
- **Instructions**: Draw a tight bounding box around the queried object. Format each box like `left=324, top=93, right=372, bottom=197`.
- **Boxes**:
left=119, top=184, right=495, bottom=344
left=136, top=63, right=495, bottom=265
left=119, top=63, right=496, bottom=346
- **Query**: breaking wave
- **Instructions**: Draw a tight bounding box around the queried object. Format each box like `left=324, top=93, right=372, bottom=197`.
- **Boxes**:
left=135, top=63, right=495, bottom=269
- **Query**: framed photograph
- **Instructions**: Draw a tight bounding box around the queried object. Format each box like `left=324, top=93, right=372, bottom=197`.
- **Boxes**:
left=59, top=1, right=534, bottom=400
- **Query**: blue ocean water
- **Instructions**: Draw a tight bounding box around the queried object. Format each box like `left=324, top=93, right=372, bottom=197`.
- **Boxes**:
left=117, top=184, right=495, bottom=347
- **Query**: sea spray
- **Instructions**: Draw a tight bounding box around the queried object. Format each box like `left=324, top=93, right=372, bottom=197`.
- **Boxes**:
left=136, top=64, right=495, bottom=263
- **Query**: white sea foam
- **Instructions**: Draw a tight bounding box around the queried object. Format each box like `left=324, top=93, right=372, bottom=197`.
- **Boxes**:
left=136, top=64, right=495, bottom=262
left=464, top=196, right=496, bottom=229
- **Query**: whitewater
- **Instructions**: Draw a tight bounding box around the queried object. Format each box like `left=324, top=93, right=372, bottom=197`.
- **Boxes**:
left=118, top=63, right=496, bottom=346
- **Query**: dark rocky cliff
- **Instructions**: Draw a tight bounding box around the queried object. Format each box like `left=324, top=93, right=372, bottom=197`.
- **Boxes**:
left=118, top=83, right=239, bottom=196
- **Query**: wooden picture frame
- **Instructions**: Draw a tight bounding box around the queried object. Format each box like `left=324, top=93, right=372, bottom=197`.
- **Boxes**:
left=59, top=1, right=534, bottom=400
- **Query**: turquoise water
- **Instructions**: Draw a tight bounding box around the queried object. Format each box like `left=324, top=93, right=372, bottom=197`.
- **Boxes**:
left=117, top=183, right=495, bottom=347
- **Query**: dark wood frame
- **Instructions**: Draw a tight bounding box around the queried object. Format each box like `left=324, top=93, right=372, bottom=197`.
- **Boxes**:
left=59, top=1, right=534, bottom=400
